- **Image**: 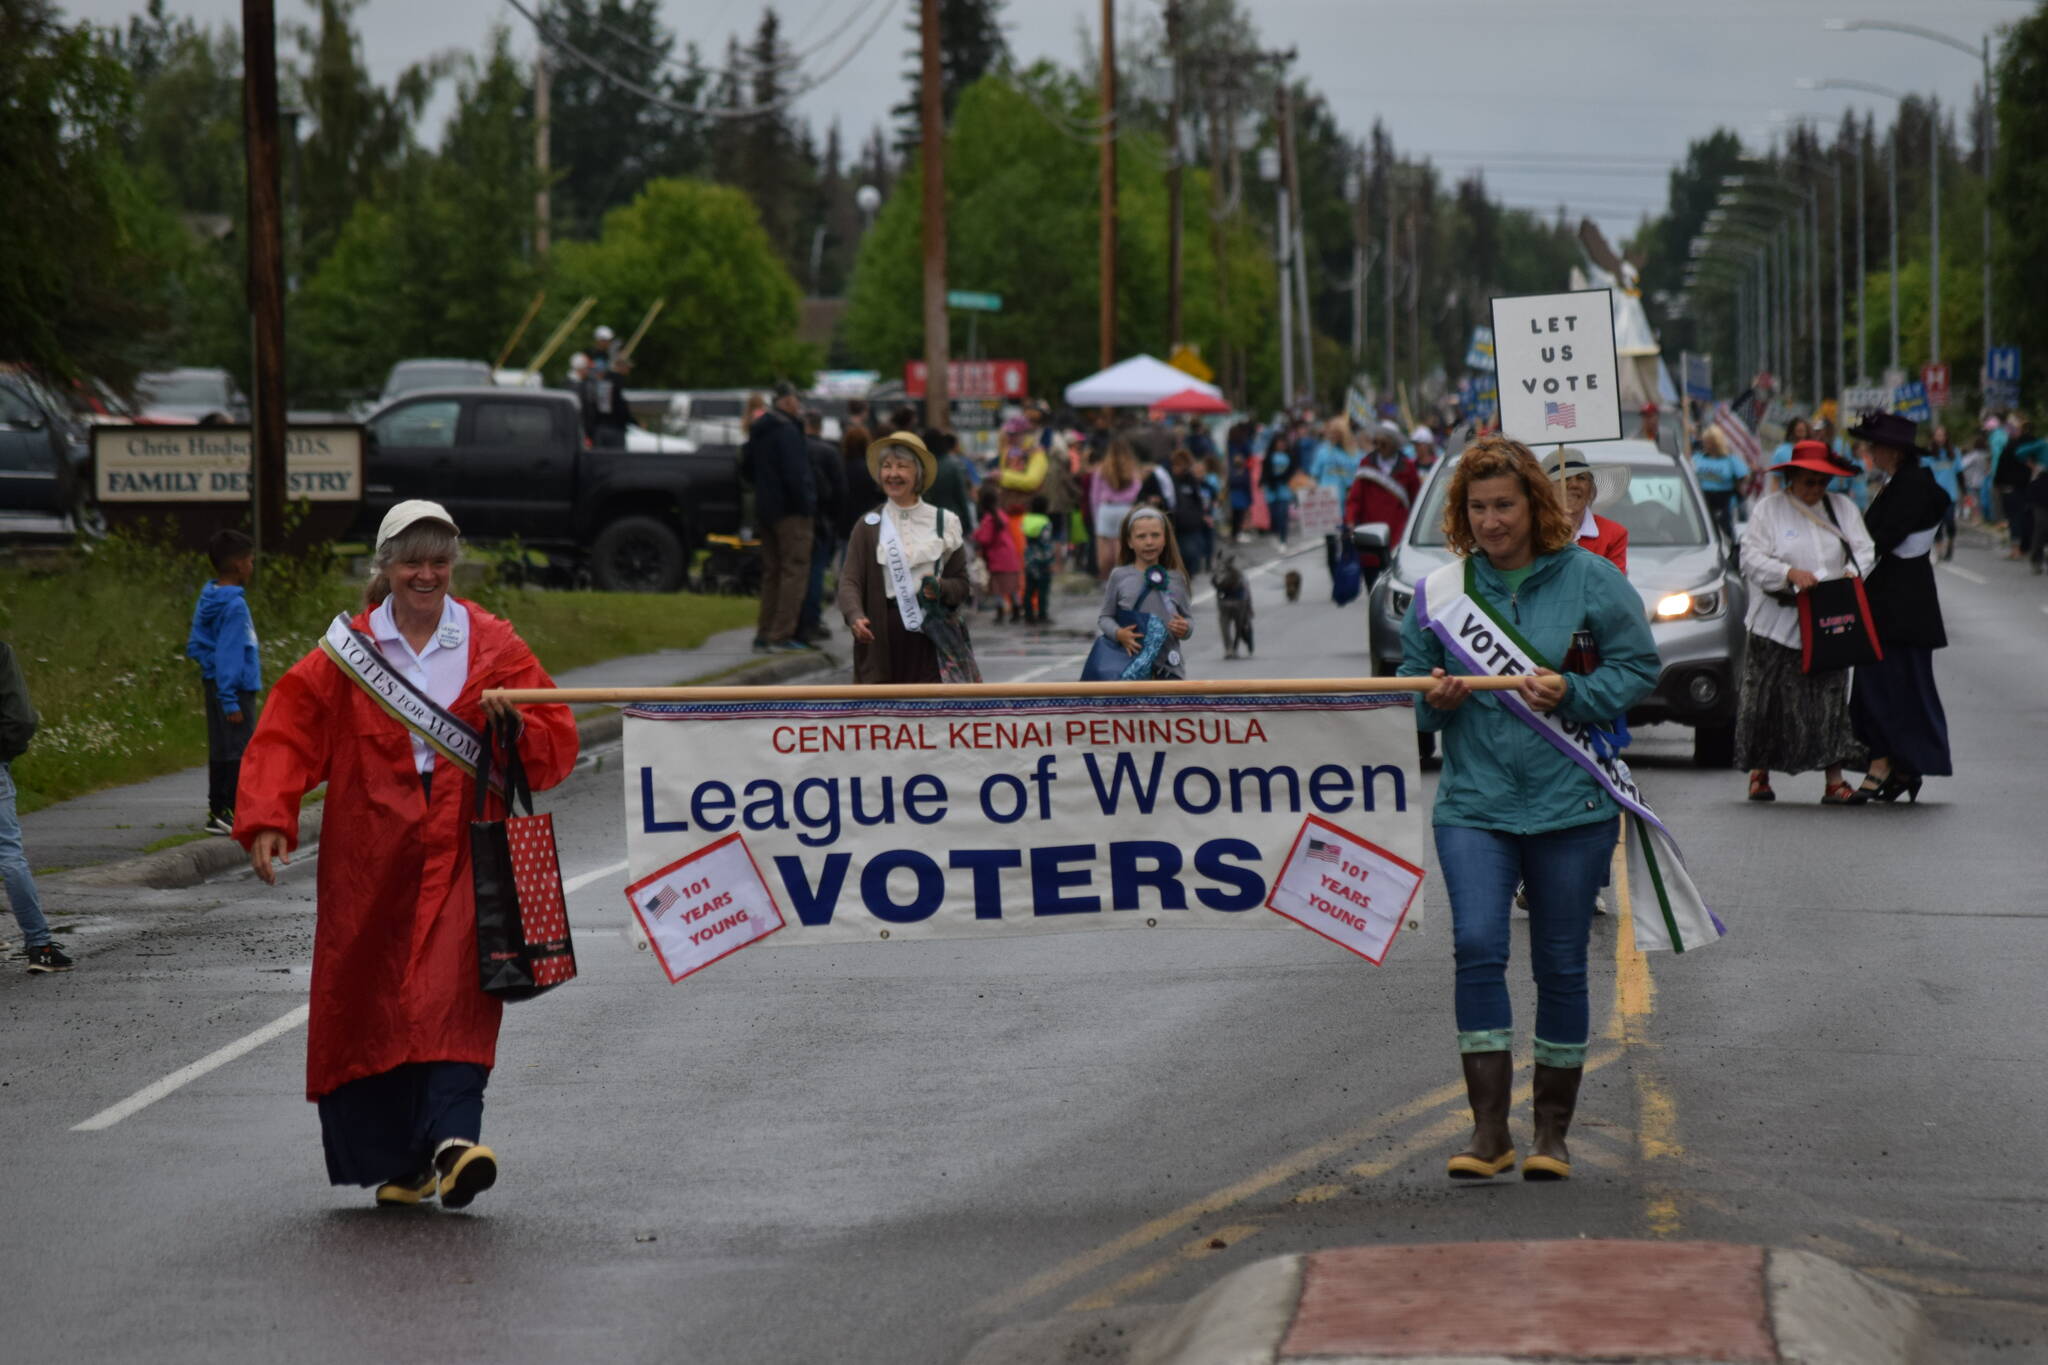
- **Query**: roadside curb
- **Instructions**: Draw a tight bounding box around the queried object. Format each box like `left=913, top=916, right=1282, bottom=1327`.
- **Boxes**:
left=52, top=646, right=838, bottom=893
left=1113, top=1240, right=1929, bottom=1365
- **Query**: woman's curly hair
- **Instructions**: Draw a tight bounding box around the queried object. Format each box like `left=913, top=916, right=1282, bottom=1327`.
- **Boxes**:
left=1439, top=435, right=1578, bottom=558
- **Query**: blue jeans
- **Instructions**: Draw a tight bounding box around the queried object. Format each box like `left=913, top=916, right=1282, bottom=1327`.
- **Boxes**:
left=0, top=763, right=51, bottom=947
left=1435, top=817, right=1616, bottom=1066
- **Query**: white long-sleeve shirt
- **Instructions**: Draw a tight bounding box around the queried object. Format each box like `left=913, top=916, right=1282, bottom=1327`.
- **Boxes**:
left=1739, top=491, right=1877, bottom=650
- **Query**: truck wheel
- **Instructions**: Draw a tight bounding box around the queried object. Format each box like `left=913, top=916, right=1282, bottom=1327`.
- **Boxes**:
left=1692, top=723, right=1736, bottom=770
left=591, top=517, right=686, bottom=593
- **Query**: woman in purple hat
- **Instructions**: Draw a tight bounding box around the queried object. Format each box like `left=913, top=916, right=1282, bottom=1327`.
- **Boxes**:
left=1733, top=441, right=1876, bottom=804
left=1842, top=412, right=1952, bottom=803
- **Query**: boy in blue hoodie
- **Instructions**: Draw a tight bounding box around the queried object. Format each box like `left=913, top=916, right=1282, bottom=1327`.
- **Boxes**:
left=186, top=529, right=261, bottom=835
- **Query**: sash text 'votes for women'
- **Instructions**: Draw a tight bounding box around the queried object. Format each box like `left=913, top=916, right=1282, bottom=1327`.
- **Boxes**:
left=624, top=695, right=1424, bottom=946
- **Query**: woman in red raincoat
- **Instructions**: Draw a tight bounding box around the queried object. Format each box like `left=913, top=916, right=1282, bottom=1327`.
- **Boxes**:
left=236, top=501, right=577, bottom=1209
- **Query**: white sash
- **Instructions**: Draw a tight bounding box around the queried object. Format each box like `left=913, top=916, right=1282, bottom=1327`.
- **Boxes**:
left=318, top=613, right=506, bottom=799
left=1414, top=561, right=1724, bottom=954
left=1890, top=527, right=1936, bottom=560
left=1351, top=462, right=1411, bottom=509
left=876, top=509, right=925, bottom=633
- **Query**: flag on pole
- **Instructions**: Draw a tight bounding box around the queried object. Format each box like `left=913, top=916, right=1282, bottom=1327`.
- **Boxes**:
left=1712, top=401, right=1765, bottom=478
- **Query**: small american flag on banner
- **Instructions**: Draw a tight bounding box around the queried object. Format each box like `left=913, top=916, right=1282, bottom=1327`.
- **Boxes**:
left=1306, top=838, right=1341, bottom=864
left=644, top=884, right=679, bottom=919
left=1544, top=401, right=1577, bottom=429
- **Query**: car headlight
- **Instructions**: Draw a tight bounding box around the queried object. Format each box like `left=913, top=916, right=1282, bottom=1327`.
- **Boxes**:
left=1387, top=583, right=1413, bottom=616
left=1653, top=589, right=1722, bottom=620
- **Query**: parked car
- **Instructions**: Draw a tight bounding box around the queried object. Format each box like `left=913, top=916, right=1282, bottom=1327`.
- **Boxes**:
left=1365, top=439, right=1746, bottom=768
left=663, top=389, right=839, bottom=446
left=359, top=387, right=741, bottom=591
left=0, top=368, right=90, bottom=534
left=380, top=358, right=494, bottom=404
left=135, top=367, right=247, bottom=424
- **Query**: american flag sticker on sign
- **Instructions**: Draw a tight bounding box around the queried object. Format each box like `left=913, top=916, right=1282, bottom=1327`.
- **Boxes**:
left=1544, top=401, right=1577, bottom=429
left=1265, top=815, right=1427, bottom=965
left=622, top=832, right=786, bottom=984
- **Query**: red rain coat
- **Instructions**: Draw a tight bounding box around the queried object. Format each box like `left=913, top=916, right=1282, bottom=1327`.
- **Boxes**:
left=234, top=601, right=578, bottom=1101
left=1578, top=512, right=1630, bottom=573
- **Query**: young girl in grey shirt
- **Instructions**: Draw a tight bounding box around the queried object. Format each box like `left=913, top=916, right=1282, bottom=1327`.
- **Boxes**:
left=1096, top=505, right=1195, bottom=678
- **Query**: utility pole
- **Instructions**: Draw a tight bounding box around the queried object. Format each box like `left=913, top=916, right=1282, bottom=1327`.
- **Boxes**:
left=1856, top=134, right=1867, bottom=383
left=1833, top=159, right=1844, bottom=404
left=1098, top=0, right=1117, bottom=371
left=1887, top=129, right=1898, bottom=374
left=1207, top=92, right=1231, bottom=400
left=1929, top=97, right=1940, bottom=368
left=240, top=0, right=287, bottom=555
left=1406, top=207, right=1420, bottom=399
left=919, top=0, right=950, bottom=423
left=1382, top=155, right=1396, bottom=407
left=1277, top=82, right=1312, bottom=406
left=1164, top=0, right=1184, bottom=352
left=1981, top=34, right=1993, bottom=368
left=534, top=48, right=552, bottom=258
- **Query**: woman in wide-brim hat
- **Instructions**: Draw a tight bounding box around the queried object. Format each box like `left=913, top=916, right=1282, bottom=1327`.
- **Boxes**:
left=1544, top=447, right=1631, bottom=572
left=1733, top=441, right=1877, bottom=804
left=1841, top=410, right=1952, bottom=803
left=836, top=432, right=970, bottom=684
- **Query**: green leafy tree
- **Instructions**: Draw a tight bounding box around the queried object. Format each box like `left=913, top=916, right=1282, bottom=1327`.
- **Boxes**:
left=547, top=177, right=813, bottom=386
left=1994, top=7, right=2048, bottom=410
left=0, top=0, right=183, bottom=387
left=293, top=31, right=541, bottom=399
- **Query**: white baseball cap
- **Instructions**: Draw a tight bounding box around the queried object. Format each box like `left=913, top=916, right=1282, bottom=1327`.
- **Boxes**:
left=376, top=499, right=460, bottom=552
left=594, top=325, right=616, bottom=342
left=1410, top=424, right=1435, bottom=444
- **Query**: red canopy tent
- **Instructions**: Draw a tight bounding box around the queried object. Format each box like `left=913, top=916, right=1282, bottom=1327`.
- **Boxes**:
left=1148, top=387, right=1232, bottom=418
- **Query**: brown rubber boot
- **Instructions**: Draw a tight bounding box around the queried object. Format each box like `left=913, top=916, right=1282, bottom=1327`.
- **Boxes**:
left=1522, top=1063, right=1583, bottom=1180
left=1446, top=1050, right=1517, bottom=1179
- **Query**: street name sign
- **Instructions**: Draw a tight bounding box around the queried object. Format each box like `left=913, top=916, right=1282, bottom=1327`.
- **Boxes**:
left=946, top=290, right=1003, bottom=312
left=1489, top=289, right=1621, bottom=445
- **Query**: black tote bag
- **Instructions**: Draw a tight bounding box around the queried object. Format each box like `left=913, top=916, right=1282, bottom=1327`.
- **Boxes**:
left=470, top=720, right=576, bottom=1001
left=1796, top=575, right=1884, bottom=674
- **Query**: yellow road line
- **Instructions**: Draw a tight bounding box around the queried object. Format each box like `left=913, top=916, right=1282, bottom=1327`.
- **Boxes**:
left=1291, top=1184, right=1347, bottom=1204
left=1847, top=1216, right=1970, bottom=1264
left=1610, top=849, right=1683, bottom=1236
left=1858, top=1265, right=1980, bottom=1298
left=1065, top=1224, right=1264, bottom=1313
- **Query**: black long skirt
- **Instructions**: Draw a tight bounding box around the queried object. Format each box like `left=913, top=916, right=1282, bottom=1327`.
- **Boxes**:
left=317, top=1061, right=489, bottom=1187
left=1733, top=634, right=1860, bottom=774
left=1851, top=646, right=1953, bottom=777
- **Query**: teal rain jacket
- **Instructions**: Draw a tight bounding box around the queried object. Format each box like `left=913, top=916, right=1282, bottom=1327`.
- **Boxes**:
left=1399, top=546, right=1659, bottom=834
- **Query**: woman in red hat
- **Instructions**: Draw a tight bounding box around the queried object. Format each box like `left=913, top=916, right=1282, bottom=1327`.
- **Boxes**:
left=1732, top=442, right=1876, bottom=803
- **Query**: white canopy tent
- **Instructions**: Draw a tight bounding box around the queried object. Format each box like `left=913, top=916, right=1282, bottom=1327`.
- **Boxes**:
left=1064, top=354, right=1224, bottom=408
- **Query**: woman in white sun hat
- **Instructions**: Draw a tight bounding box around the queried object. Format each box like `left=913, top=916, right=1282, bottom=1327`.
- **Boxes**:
left=235, top=501, right=578, bottom=1211
left=1544, top=447, right=1630, bottom=572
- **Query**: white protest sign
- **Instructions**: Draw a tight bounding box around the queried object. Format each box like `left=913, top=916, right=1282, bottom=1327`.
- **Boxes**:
left=1295, top=484, right=1342, bottom=539
left=624, top=832, right=786, bottom=982
left=1266, top=815, right=1425, bottom=964
left=621, top=693, right=1424, bottom=962
left=1840, top=387, right=1890, bottom=422
left=1489, top=289, right=1621, bottom=445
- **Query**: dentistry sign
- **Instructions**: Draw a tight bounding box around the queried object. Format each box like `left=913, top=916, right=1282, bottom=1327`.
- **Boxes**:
left=621, top=691, right=1427, bottom=982
left=92, top=424, right=363, bottom=502
left=1489, top=289, right=1622, bottom=445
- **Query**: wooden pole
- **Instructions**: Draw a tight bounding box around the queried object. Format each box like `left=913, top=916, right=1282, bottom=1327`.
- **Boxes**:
left=617, top=297, right=666, bottom=364
left=1098, top=0, right=1117, bottom=371
left=241, top=0, right=287, bottom=556
left=1165, top=0, right=1184, bottom=352
left=533, top=48, right=551, bottom=259
left=919, top=0, right=951, bottom=427
left=494, top=290, right=547, bottom=371
left=486, top=676, right=1538, bottom=706
left=522, top=294, right=596, bottom=381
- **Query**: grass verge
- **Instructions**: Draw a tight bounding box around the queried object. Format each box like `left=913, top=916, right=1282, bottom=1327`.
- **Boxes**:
left=1, top=532, right=756, bottom=813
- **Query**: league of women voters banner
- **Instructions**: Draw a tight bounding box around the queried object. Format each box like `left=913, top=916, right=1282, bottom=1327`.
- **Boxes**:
left=620, top=691, right=1427, bottom=982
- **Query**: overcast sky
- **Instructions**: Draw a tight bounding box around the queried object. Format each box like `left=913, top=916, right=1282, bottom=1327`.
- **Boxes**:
left=68, top=0, right=2025, bottom=245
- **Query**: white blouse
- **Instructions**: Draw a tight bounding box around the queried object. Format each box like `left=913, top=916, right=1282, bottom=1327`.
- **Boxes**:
left=872, top=498, right=963, bottom=579
left=1739, top=491, right=1877, bottom=650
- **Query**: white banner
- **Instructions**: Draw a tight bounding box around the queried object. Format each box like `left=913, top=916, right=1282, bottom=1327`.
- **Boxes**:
left=1490, top=289, right=1621, bottom=445
left=622, top=692, right=1425, bottom=969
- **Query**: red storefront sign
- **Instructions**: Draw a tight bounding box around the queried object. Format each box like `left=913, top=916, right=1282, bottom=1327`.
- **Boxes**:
left=904, top=360, right=1029, bottom=401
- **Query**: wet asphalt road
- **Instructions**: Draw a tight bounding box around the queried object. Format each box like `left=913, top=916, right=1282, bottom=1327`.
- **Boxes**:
left=2, top=535, right=2043, bottom=1363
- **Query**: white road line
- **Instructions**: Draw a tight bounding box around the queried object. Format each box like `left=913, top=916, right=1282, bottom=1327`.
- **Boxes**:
left=72, top=1004, right=311, bottom=1132
left=1939, top=563, right=1988, bottom=585
left=75, top=858, right=637, bottom=1132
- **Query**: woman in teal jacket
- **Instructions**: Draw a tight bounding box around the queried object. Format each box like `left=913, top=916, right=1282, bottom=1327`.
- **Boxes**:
left=1399, top=436, right=1659, bottom=1182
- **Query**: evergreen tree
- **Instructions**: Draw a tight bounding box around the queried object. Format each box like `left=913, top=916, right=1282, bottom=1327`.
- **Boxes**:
left=892, top=0, right=1007, bottom=152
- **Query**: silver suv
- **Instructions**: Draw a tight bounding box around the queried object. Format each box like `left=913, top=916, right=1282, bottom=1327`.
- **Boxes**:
left=1365, top=439, right=1746, bottom=768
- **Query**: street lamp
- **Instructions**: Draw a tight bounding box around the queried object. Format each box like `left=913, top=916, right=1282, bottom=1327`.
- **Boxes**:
left=1774, top=112, right=1848, bottom=406
left=1803, top=76, right=1936, bottom=373
left=1723, top=174, right=1821, bottom=403
left=1826, top=18, right=1995, bottom=373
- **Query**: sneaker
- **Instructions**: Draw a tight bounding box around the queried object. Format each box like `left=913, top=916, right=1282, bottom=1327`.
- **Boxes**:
left=375, top=1169, right=439, bottom=1206
left=26, top=943, right=73, bottom=973
left=205, top=814, right=233, bottom=837
left=751, top=637, right=772, bottom=654
left=773, top=639, right=816, bottom=653
left=435, top=1140, right=498, bottom=1210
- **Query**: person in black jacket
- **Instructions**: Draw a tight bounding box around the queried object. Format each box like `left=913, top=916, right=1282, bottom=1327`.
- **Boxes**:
left=746, top=383, right=817, bottom=652
left=0, top=643, right=67, bottom=971
left=798, top=410, right=847, bottom=644
left=1844, top=411, right=1951, bottom=804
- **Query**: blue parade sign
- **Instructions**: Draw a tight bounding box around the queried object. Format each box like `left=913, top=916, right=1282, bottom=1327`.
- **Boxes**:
left=1892, top=380, right=1931, bottom=423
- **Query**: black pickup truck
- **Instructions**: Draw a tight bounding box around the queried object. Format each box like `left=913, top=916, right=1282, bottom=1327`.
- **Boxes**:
left=358, top=387, right=742, bottom=591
